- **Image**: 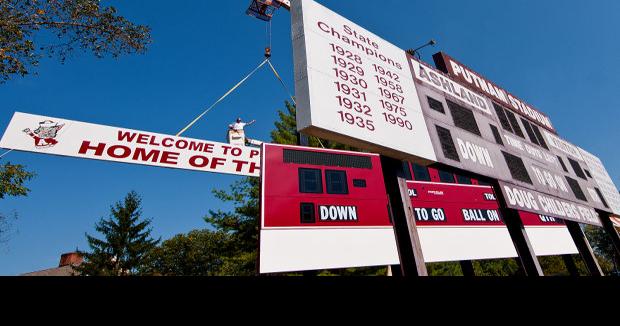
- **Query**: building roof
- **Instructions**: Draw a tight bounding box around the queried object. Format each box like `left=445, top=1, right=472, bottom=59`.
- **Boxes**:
left=21, top=265, right=79, bottom=277
left=20, top=252, right=83, bottom=276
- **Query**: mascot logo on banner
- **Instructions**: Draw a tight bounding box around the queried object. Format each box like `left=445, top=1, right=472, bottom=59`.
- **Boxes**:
left=22, top=120, right=65, bottom=148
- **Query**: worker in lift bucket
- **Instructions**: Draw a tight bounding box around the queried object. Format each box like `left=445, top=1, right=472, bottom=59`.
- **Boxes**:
left=229, top=117, right=256, bottom=132
left=228, top=118, right=256, bottom=146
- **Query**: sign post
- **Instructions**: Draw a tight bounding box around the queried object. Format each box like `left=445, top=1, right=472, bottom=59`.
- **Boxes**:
left=459, top=260, right=475, bottom=276
left=561, top=255, right=580, bottom=276
left=380, top=156, right=427, bottom=276
left=493, top=182, right=544, bottom=276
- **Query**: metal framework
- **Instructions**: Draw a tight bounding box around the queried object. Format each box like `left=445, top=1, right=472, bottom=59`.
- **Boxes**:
left=246, top=0, right=291, bottom=21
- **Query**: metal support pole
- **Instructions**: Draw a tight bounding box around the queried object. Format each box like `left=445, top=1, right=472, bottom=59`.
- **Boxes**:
left=502, top=207, right=544, bottom=276
left=565, top=220, right=604, bottom=276
left=561, top=254, right=580, bottom=276
left=492, top=183, right=543, bottom=276
left=459, top=260, right=475, bottom=276
left=298, top=132, right=309, bottom=146
left=381, top=156, right=427, bottom=276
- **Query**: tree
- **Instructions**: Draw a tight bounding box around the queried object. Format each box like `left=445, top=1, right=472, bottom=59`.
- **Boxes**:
left=75, top=191, right=160, bottom=276
left=0, top=212, right=18, bottom=245
left=0, top=162, right=35, bottom=243
left=203, top=177, right=260, bottom=276
left=0, top=0, right=151, bottom=83
left=0, top=162, right=35, bottom=199
left=1, top=0, right=150, bottom=239
left=270, top=101, right=357, bottom=150
left=584, top=224, right=619, bottom=274
left=141, top=230, right=244, bottom=276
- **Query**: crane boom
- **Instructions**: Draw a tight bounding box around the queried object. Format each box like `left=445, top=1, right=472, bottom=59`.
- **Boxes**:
left=246, top=0, right=290, bottom=22
left=277, top=0, right=291, bottom=10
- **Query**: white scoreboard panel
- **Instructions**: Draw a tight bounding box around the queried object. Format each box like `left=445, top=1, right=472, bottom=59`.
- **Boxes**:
left=292, top=0, right=436, bottom=163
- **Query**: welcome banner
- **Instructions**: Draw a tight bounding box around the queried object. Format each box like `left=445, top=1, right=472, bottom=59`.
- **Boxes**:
left=0, top=112, right=261, bottom=177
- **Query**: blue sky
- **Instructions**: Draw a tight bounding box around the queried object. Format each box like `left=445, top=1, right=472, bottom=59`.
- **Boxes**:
left=1, top=0, right=619, bottom=275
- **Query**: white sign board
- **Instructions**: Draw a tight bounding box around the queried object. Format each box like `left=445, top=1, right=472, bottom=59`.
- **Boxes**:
left=578, top=147, right=620, bottom=215
left=292, top=0, right=436, bottom=163
left=519, top=211, right=578, bottom=257
left=525, top=227, right=578, bottom=257
left=0, top=112, right=261, bottom=177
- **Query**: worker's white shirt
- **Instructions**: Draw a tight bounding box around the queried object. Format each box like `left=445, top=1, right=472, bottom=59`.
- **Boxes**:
left=232, top=122, right=247, bottom=131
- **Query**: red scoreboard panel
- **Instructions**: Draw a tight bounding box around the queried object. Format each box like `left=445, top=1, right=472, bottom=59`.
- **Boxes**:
left=518, top=211, right=578, bottom=256
left=407, top=180, right=518, bottom=263
left=259, top=143, right=399, bottom=274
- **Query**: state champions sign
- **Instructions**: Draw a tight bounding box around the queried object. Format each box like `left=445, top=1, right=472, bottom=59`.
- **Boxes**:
left=291, top=0, right=436, bottom=163
left=0, top=112, right=261, bottom=177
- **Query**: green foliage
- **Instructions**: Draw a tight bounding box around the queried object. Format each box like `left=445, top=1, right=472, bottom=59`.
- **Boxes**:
left=538, top=256, right=571, bottom=276
left=427, top=262, right=463, bottom=276
left=270, top=101, right=299, bottom=146
left=141, top=230, right=256, bottom=276
left=316, top=267, right=388, bottom=276
left=472, top=258, right=521, bottom=276
left=0, top=162, right=34, bottom=243
left=584, top=224, right=619, bottom=274
left=0, top=0, right=151, bottom=82
left=271, top=101, right=357, bottom=150
left=201, top=177, right=260, bottom=275
left=429, top=259, right=522, bottom=276
left=75, top=191, right=160, bottom=276
left=0, top=162, right=35, bottom=199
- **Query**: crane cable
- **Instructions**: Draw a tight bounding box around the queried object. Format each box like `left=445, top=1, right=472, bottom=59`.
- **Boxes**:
left=267, top=60, right=296, bottom=106
left=0, top=149, right=14, bottom=160
left=175, top=55, right=299, bottom=138
left=176, top=58, right=270, bottom=137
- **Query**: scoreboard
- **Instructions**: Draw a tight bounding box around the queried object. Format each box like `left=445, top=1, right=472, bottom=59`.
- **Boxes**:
left=408, top=56, right=612, bottom=225
left=291, top=0, right=618, bottom=228
left=407, top=181, right=517, bottom=262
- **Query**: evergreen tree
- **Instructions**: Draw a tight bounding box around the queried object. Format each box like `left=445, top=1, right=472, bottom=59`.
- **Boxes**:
left=203, top=177, right=260, bottom=276
left=75, top=191, right=160, bottom=276
left=270, top=101, right=357, bottom=150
